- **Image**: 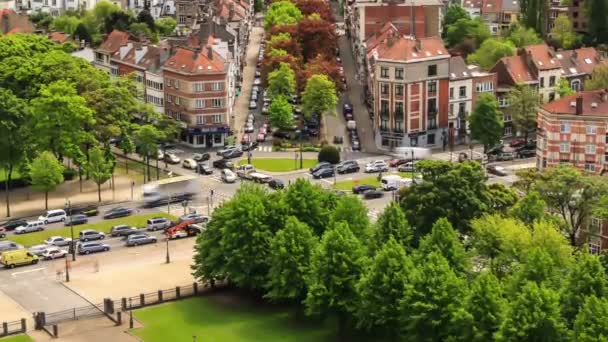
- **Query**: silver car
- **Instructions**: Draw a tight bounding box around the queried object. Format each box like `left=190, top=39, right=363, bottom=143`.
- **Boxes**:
left=179, top=214, right=210, bottom=224
left=78, top=242, right=110, bottom=255
left=29, top=244, right=50, bottom=257
left=146, top=217, right=172, bottom=231
left=125, top=234, right=157, bottom=247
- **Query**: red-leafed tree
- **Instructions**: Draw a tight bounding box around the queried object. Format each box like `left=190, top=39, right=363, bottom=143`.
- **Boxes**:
left=267, top=32, right=302, bottom=61
left=262, top=48, right=302, bottom=87
left=268, top=24, right=299, bottom=40
left=298, top=14, right=337, bottom=62
left=300, top=54, right=344, bottom=92
left=293, top=0, right=334, bottom=22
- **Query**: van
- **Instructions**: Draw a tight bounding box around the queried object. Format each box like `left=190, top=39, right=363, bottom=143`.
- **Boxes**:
left=14, top=221, right=45, bottom=234
left=146, top=217, right=172, bottom=231
left=38, top=209, right=67, bottom=224
left=381, top=175, right=412, bottom=191
left=0, top=250, right=39, bottom=268
left=0, top=241, right=23, bottom=253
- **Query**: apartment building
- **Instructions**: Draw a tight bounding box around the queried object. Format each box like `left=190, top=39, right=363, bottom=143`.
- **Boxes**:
left=548, top=0, right=587, bottom=34
left=448, top=56, right=473, bottom=144
left=163, top=46, right=234, bottom=147
left=367, top=35, right=450, bottom=149
left=94, top=30, right=131, bottom=75
left=175, top=0, right=198, bottom=26
left=555, top=47, right=603, bottom=91
left=127, top=0, right=175, bottom=18
left=23, top=0, right=123, bottom=15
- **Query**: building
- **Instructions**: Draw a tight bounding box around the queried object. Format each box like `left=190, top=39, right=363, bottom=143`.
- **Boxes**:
left=0, top=8, right=34, bottom=34
left=93, top=30, right=131, bottom=75
left=367, top=35, right=450, bottom=149
left=175, top=0, right=198, bottom=26
left=23, top=0, right=123, bottom=15
left=127, top=0, right=175, bottom=19
left=162, top=46, right=233, bottom=147
left=548, top=0, right=587, bottom=34
left=448, top=56, right=473, bottom=144
left=555, top=47, right=603, bottom=91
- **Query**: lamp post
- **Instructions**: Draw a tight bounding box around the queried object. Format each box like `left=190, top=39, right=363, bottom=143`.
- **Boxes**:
left=333, top=166, right=337, bottom=185
left=64, top=258, right=70, bottom=282
left=165, top=238, right=170, bottom=264
left=247, top=133, right=252, bottom=164
left=65, top=199, right=76, bottom=261
left=294, top=152, right=298, bottom=170
left=129, top=298, right=133, bottom=328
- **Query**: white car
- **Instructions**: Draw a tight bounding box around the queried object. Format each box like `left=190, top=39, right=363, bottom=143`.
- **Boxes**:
left=365, top=160, right=389, bottom=173
left=38, top=209, right=67, bottom=224
left=249, top=101, right=257, bottom=110
left=15, top=221, right=45, bottom=234
left=221, top=169, right=237, bottom=183
left=156, top=150, right=164, bottom=160
left=253, top=78, right=261, bottom=86
left=41, top=247, right=68, bottom=260
left=44, top=236, right=72, bottom=247
left=182, top=159, right=197, bottom=170
left=165, top=153, right=181, bottom=164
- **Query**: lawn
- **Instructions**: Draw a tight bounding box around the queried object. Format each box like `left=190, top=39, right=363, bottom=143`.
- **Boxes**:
left=114, top=157, right=170, bottom=182
left=238, top=158, right=317, bottom=172
left=332, top=172, right=417, bottom=191
left=132, top=295, right=338, bottom=342
left=3, top=213, right=176, bottom=247
left=0, top=335, right=33, bottom=342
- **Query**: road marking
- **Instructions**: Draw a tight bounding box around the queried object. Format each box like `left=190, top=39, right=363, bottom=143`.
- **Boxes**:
left=11, top=268, right=45, bottom=277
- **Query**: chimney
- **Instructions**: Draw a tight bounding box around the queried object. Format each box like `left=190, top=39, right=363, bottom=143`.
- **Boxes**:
left=193, top=47, right=200, bottom=60
left=572, top=50, right=578, bottom=61
left=229, top=3, right=235, bottom=19
left=576, top=94, right=583, bottom=115
left=207, top=46, right=213, bottom=59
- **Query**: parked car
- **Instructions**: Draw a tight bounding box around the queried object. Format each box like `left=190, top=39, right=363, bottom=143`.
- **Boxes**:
left=197, top=163, right=214, bottom=175
left=249, top=101, right=257, bottom=110
left=268, top=179, right=285, bottom=190
left=486, top=165, right=508, bottom=176
left=388, top=158, right=409, bottom=167
left=110, top=224, right=138, bottom=237
left=156, top=150, right=164, bottom=160
left=29, top=245, right=50, bottom=257
left=244, top=124, right=254, bottom=134
left=363, top=190, right=384, bottom=199
left=352, top=184, right=376, bottom=194
left=14, top=221, right=44, bottom=234
left=313, top=167, right=335, bottom=179
left=509, top=139, right=526, bottom=148
left=182, top=159, right=197, bottom=170
left=164, top=153, right=181, bottom=164
left=41, top=247, right=68, bottom=260
left=273, top=130, right=292, bottom=139
left=66, top=204, right=98, bottom=217
left=179, top=213, right=210, bottom=224
left=221, top=169, right=237, bottom=183
left=397, top=161, right=419, bottom=173
left=44, top=236, right=72, bottom=247
left=217, top=146, right=236, bottom=156
left=256, top=133, right=266, bottom=142
left=146, top=217, right=172, bottom=231
left=365, top=160, right=389, bottom=173
left=192, top=153, right=210, bottom=162
left=241, top=141, right=259, bottom=151
left=255, top=70, right=261, bottom=78
left=223, top=149, right=244, bottom=159
left=126, top=234, right=157, bottom=247
left=103, top=207, right=133, bottom=219
left=213, top=159, right=235, bottom=170
left=0, top=250, right=38, bottom=268
left=0, top=228, right=5, bottom=238
left=517, top=149, right=536, bottom=158
left=310, top=162, right=332, bottom=174
left=352, top=140, right=361, bottom=151
left=64, top=214, right=88, bottom=226
left=497, top=151, right=515, bottom=161
left=1, top=219, right=27, bottom=231
left=79, top=230, right=105, bottom=242
left=38, top=209, right=67, bottom=224
left=336, top=160, right=360, bottom=174
left=78, top=242, right=110, bottom=255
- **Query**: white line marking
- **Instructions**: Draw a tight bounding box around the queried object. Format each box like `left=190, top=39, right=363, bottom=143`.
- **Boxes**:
left=11, top=267, right=45, bottom=277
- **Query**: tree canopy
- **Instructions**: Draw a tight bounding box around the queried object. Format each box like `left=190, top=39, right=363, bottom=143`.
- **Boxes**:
left=467, top=38, right=516, bottom=69
left=469, top=92, right=504, bottom=152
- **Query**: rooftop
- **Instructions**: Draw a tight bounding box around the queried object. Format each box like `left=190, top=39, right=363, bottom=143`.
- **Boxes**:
left=98, top=30, right=130, bottom=53
left=365, top=22, right=399, bottom=52
left=0, top=9, right=35, bottom=35
left=542, top=90, right=608, bottom=117
left=163, top=47, right=226, bottom=74
left=112, top=42, right=170, bottom=72
left=523, top=44, right=561, bottom=70
left=556, top=47, right=602, bottom=76
left=482, top=0, right=502, bottom=13
left=496, top=54, right=536, bottom=83
left=369, top=36, right=449, bottom=63
left=449, top=56, right=472, bottom=80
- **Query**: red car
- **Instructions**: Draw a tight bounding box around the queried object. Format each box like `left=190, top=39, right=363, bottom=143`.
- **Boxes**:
left=388, top=158, right=408, bottom=167
left=509, top=139, right=525, bottom=148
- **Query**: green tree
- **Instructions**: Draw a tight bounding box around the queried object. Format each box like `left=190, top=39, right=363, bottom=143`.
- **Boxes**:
left=85, top=80, right=138, bottom=144
left=572, top=296, right=608, bottom=341
left=30, top=11, right=54, bottom=30
left=136, top=9, right=156, bottom=31
left=446, top=17, right=490, bottom=48
left=585, top=63, right=608, bottom=90
left=519, top=0, right=549, bottom=36
left=86, top=146, right=113, bottom=202
left=513, top=168, right=540, bottom=193
left=254, top=0, right=264, bottom=12
left=467, top=38, right=516, bottom=69
left=418, top=218, right=470, bottom=274
left=443, top=4, right=470, bottom=30
left=264, top=0, right=303, bottom=29
left=373, top=202, right=412, bottom=250
left=192, top=202, right=230, bottom=286
left=304, top=221, right=367, bottom=335
left=330, top=195, right=371, bottom=242
left=267, top=95, right=294, bottom=130
left=301, top=74, right=338, bottom=119
left=509, top=191, right=547, bottom=225
left=135, top=125, right=162, bottom=183
left=550, top=14, right=580, bottom=48
left=73, top=23, right=92, bottom=43
left=584, top=0, right=608, bottom=45
left=469, top=92, right=504, bottom=152
left=155, top=17, right=176, bottom=36
left=104, top=11, right=133, bottom=33
left=487, top=183, right=518, bottom=213
left=505, top=25, right=543, bottom=48
left=118, top=133, right=135, bottom=174
left=317, top=145, right=340, bottom=164
left=556, top=78, right=575, bottom=97
left=129, top=22, right=157, bottom=42
left=282, top=179, right=336, bottom=236
left=496, top=282, right=567, bottom=341
left=30, top=151, right=64, bottom=210
left=356, top=238, right=414, bottom=337
left=267, top=62, right=296, bottom=99
left=266, top=216, right=318, bottom=302
left=51, top=15, right=82, bottom=35
left=507, top=85, right=540, bottom=143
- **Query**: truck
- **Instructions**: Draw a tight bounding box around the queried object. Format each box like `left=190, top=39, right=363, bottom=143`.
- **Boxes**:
left=165, top=220, right=204, bottom=240
left=247, top=172, right=273, bottom=183
left=0, top=250, right=38, bottom=268
left=381, top=175, right=412, bottom=191
left=391, top=147, right=432, bottom=160
left=142, top=175, right=197, bottom=207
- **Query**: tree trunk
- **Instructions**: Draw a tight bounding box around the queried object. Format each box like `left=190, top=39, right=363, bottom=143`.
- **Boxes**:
left=146, top=156, right=151, bottom=183
left=44, top=191, right=48, bottom=210
left=125, top=159, right=129, bottom=174
left=97, top=183, right=102, bottom=202
left=5, top=165, right=12, bottom=217
left=156, top=158, right=159, bottom=180
left=79, top=167, right=83, bottom=193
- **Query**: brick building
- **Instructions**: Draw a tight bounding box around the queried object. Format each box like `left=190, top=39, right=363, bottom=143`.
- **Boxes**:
left=548, top=0, right=587, bottom=34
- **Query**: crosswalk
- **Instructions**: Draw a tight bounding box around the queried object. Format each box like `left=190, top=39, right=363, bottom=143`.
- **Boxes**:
left=164, top=148, right=184, bottom=155
left=256, top=145, right=272, bottom=152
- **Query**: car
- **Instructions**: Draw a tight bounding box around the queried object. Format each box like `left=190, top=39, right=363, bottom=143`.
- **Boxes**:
left=241, top=141, right=259, bottom=151
left=313, top=167, right=335, bottom=179
left=66, top=204, right=98, bottom=217
left=29, top=244, right=50, bottom=257
left=363, top=189, right=384, bottom=199
left=44, top=236, right=72, bottom=247
left=250, top=91, right=258, bottom=102
left=0, top=228, right=5, bottom=239
left=255, top=70, right=261, bottom=78
left=310, top=162, right=332, bottom=173
left=169, top=224, right=204, bottom=239
left=343, top=103, right=353, bottom=118
left=253, top=78, right=261, bottom=86
left=103, top=207, right=133, bottom=219
left=397, top=161, right=419, bottom=172
left=110, top=224, right=138, bottom=237
left=179, top=213, right=210, bottom=224
left=156, top=150, right=164, bottom=160
left=217, top=145, right=237, bottom=156
left=497, top=151, right=515, bottom=161
left=192, top=153, right=210, bottom=162
left=336, top=160, right=360, bottom=174
left=268, top=179, right=285, bottom=190
left=516, top=141, right=537, bottom=152
left=509, top=139, right=526, bottom=148
left=221, top=169, right=237, bottom=183
left=64, top=214, right=88, bottom=226
left=164, top=153, right=180, bottom=164
left=79, top=229, right=105, bottom=242
left=14, top=221, right=45, bottom=234
left=352, top=184, right=376, bottom=194
left=236, top=163, right=256, bottom=176
left=182, top=159, right=197, bottom=170
left=146, top=217, right=172, bottom=231
left=365, top=160, right=389, bottom=173
left=487, top=165, right=508, bottom=176
left=273, top=131, right=292, bottom=139
left=256, top=133, right=266, bottom=142
left=388, top=158, right=409, bottom=167
left=223, top=149, right=244, bottom=159
left=126, top=234, right=157, bottom=247
left=41, top=247, right=68, bottom=260
left=213, top=159, right=235, bottom=170
left=252, top=85, right=260, bottom=93
left=249, top=101, right=257, bottom=110
left=518, top=149, right=536, bottom=158
left=38, top=209, right=67, bottom=224
left=244, top=124, right=255, bottom=133
left=1, top=219, right=27, bottom=231
left=197, top=163, right=214, bottom=175
left=352, top=140, right=361, bottom=151
left=78, top=242, right=110, bottom=255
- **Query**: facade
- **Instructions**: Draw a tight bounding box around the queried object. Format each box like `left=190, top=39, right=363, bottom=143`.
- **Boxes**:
left=175, top=0, right=198, bottom=26
left=93, top=30, right=131, bottom=75
left=548, top=0, right=587, bottom=34
left=162, top=46, right=233, bottom=147
left=448, top=56, right=473, bottom=144
left=367, top=35, right=450, bottom=149
left=23, top=0, right=122, bottom=14
left=0, top=8, right=34, bottom=33
left=127, top=0, right=175, bottom=18
left=555, top=47, right=603, bottom=91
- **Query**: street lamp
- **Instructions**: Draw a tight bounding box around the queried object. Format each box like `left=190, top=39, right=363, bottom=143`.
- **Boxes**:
left=247, top=133, right=252, bottom=164
left=65, top=199, right=76, bottom=261
left=129, top=298, right=133, bottom=328
left=165, top=238, right=170, bottom=264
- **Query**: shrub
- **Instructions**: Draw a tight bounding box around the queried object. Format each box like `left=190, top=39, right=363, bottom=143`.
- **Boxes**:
left=273, top=139, right=284, bottom=147
left=63, top=168, right=77, bottom=181
left=318, top=145, right=340, bottom=164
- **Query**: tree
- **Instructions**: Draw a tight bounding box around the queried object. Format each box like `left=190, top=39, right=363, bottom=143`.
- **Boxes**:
left=330, top=195, right=371, bottom=242
left=317, top=145, right=340, bottom=164
left=556, top=78, right=575, bottom=98
left=51, top=15, right=82, bottom=35
left=267, top=95, right=294, bottom=130
left=418, top=218, right=470, bottom=274
left=302, top=54, right=343, bottom=92
left=487, top=183, right=518, bottom=213
left=443, top=4, right=470, bottom=30
left=297, top=14, right=337, bottom=62
left=469, top=92, right=504, bottom=152
left=135, top=125, right=162, bottom=182
left=496, top=282, right=567, bottom=341
left=30, top=151, right=64, bottom=210
left=373, top=202, right=412, bottom=250
left=192, top=201, right=230, bottom=286
left=534, top=165, right=608, bottom=246
left=136, top=9, right=155, bottom=31
left=550, top=14, right=580, bottom=48
left=267, top=62, right=296, bottom=99
left=519, top=0, right=549, bottom=36
left=467, top=38, right=516, bottom=69
left=129, top=22, right=157, bottom=42
left=282, top=179, right=336, bottom=236
left=254, top=0, right=264, bottom=12
left=507, top=85, right=540, bottom=142
left=264, top=1, right=303, bottom=30
left=73, top=23, right=92, bottom=43
left=266, top=216, right=318, bottom=302
left=293, top=0, right=334, bottom=21
left=267, top=32, right=302, bottom=60
left=356, top=238, right=414, bottom=337
left=505, top=25, right=543, bottom=48
left=118, top=134, right=134, bottom=174
left=304, top=221, right=367, bottom=335
left=104, top=11, right=133, bottom=33
left=509, top=191, right=547, bottom=225
left=573, top=296, right=608, bottom=341
left=301, top=74, right=337, bottom=119
left=155, top=17, right=176, bottom=36
left=585, top=63, right=608, bottom=90
left=446, top=17, right=490, bottom=48
left=86, top=146, right=113, bottom=202
left=30, top=11, right=54, bottom=30
left=584, top=0, right=608, bottom=45
left=513, top=168, right=540, bottom=193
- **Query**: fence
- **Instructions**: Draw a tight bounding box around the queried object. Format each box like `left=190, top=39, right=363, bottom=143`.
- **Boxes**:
left=119, top=282, right=209, bottom=311
left=0, top=319, right=27, bottom=337
left=39, top=302, right=106, bottom=327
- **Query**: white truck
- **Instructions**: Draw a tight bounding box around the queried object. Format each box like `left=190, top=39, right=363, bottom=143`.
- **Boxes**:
left=142, top=175, right=198, bottom=207
left=391, top=147, right=432, bottom=160
left=381, top=175, right=412, bottom=191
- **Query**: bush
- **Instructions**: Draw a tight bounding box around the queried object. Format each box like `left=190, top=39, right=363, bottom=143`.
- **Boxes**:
left=302, top=146, right=318, bottom=152
left=318, top=145, right=340, bottom=164
left=63, top=168, right=77, bottom=181
left=272, top=139, right=284, bottom=147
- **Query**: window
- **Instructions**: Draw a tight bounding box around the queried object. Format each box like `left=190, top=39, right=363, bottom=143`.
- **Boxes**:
left=476, top=82, right=494, bottom=92
left=560, top=122, right=571, bottom=133
left=449, top=87, right=454, bottom=99
left=560, top=142, right=570, bottom=153
left=459, top=86, right=466, bottom=98
left=167, top=95, right=174, bottom=103
left=410, top=136, right=418, bottom=146
left=395, top=68, right=404, bottom=80
left=212, top=114, right=223, bottom=123
left=214, top=134, right=222, bottom=144
left=587, top=125, right=597, bottom=135
left=174, top=80, right=180, bottom=89
left=589, top=239, right=601, bottom=255
left=504, top=114, right=512, bottom=122
left=194, top=82, right=204, bottom=92
left=450, top=103, right=454, bottom=115
left=586, top=144, right=596, bottom=155
left=428, top=81, right=437, bottom=95
left=395, top=85, right=404, bottom=96
left=211, top=82, right=224, bottom=91
left=585, top=163, right=596, bottom=173
left=196, top=115, right=204, bottom=125
left=212, top=99, right=223, bottom=108
left=380, top=116, right=389, bottom=131
left=427, top=98, right=437, bottom=114
left=179, top=15, right=187, bottom=24
left=380, top=67, right=389, bottom=78
left=571, top=80, right=581, bottom=91
left=380, top=83, right=389, bottom=95
left=540, top=77, right=545, bottom=88
left=549, top=76, right=556, bottom=87
left=573, top=11, right=579, bottom=18
left=427, top=133, right=435, bottom=145
left=498, top=97, right=509, bottom=107
left=504, top=126, right=513, bottom=136
left=428, top=65, right=437, bottom=77
left=175, top=96, right=181, bottom=105
left=458, top=102, right=466, bottom=115
left=380, top=100, right=389, bottom=115
left=195, top=99, right=206, bottom=109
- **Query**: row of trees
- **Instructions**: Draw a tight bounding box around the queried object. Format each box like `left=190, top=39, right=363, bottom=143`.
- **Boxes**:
left=193, top=161, right=608, bottom=340
left=0, top=34, right=178, bottom=214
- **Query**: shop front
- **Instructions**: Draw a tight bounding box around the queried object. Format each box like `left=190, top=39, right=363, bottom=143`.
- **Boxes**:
left=181, top=126, right=230, bottom=148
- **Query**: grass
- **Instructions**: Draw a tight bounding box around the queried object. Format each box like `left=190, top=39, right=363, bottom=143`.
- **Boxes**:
left=3, top=213, right=177, bottom=247
left=132, top=295, right=338, bottom=342
left=238, top=158, right=317, bottom=172
left=332, top=172, right=417, bottom=191
left=0, top=335, right=33, bottom=342
left=114, top=158, right=170, bottom=182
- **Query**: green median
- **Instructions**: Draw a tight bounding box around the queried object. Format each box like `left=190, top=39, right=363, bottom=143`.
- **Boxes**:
left=238, top=158, right=317, bottom=172
left=4, top=212, right=177, bottom=247
left=0, top=334, right=34, bottom=342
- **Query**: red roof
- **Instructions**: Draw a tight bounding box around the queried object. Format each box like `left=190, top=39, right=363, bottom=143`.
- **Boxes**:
left=98, top=30, right=130, bottom=53
left=556, top=47, right=602, bottom=76
left=0, top=9, right=35, bottom=34
left=49, top=31, right=70, bottom=43
left=369, top=36, right=449, bottom=63
left=523, top=44, right=561, bottom=70
left=163, top=47, right=226, bottom=74
left=542, top=90, right=608, bottom=116
left=482, top=0, right=502, bottom=13
left=365, top=22, right=399, bottom=52
left=497, top=54, right=535, bottom=83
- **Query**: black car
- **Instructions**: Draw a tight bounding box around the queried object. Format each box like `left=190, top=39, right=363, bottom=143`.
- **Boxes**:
left=352, top=184, right=376, bottom=194
left=517, top=149, right=536, bottom=158
left=310, top=162, right=332, bottom=173
left=213, top=159, right=235, bottom=170
left=193, top=153, right=210, bottom=162
left=110, top=224, right=139, bottom=237
left=197, top=163, right=214, bottom=175
left=1, top=218, right=27, bottom=231
left=64, top=214, right=88, bottom=226
left=223, top=149, right=244, bottom=159
left=273, top=131, right=292, bottom=139
left=241, top=141, right=259, bottom=151
left=516, top=141, right=537, bottom=152
left=363, top=190, right=384, bottom=199
left=65, top=204, right=98, bottom=217
left=268, top=179, right=285, bottom=190
left=336, top=161, right=360, bottom=174
left=313, top=167, right=334, bottom=179
left=103, top=207, right=133, bottom=219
